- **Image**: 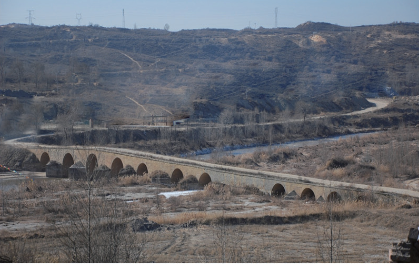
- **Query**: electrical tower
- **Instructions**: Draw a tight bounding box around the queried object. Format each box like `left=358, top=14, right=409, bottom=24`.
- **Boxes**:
left=122, top=9, right=125, bottom=28
left=26, top=10, right=35, bottom=25
left=275, top=7, right=278, bottom=28
left=76, top=13, right=82, bottom=26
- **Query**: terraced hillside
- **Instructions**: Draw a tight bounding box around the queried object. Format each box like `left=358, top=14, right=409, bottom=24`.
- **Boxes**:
left=0, top=22, right=418, bottom=124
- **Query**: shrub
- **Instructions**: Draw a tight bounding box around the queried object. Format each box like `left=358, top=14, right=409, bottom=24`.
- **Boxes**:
left=149, top=170, right=171, bottom=184
left=179, top=175, right=200, bottom=190
left=326, top=157, right=353, bottom=170
left=117, top=174, right=141, bottom=186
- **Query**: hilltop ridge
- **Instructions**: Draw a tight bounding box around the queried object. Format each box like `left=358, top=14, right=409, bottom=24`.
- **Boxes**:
left=0, top=22, right=418, bottom=123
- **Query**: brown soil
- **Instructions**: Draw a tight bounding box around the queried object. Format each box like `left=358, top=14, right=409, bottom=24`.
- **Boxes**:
left=0, top=175, right=417, bottom=262
left=211, top=126, right=419, bottom=190
left=0, top=97, right=417, bottom=262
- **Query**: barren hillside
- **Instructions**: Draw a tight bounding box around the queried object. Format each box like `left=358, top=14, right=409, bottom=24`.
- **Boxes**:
left=0, top=22, right=418, bottom=128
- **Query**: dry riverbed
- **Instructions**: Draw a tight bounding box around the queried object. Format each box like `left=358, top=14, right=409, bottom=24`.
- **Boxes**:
left=0, top=173, right=418, bottom=262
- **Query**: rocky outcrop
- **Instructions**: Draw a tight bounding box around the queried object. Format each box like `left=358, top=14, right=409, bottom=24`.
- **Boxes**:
left=0, top=146, right=42, bottom=171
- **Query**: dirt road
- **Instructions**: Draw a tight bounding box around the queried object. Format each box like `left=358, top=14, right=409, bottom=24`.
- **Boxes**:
left=261, top=97, right=393, bottom=125
left=343, top=98, right=392, bottom=116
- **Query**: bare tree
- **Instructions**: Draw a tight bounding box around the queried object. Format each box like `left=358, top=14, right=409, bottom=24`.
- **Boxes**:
left=52, top=144, right=153, bottom=262
left=21, top=102, right=44, bottom=133
left=56, top=101, right=83, bottom=144
left=316, top=193, right=345, bottom=262
left=218, top=108, right=234, bottom=125
left=201, top=185, right=247, bottom=262
left=33, top=62, right=45, bottom=90
left=53, top=182, right=152, bottom=262
left=0, top=56, right=6, bottom=86
left=12, top=59, right=24, bottom=87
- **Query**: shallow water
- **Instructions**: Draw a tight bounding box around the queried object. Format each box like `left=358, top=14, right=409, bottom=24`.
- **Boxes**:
left=189, top=131, right=380, bottom=161
left=0, top=171, right=49, bottom=192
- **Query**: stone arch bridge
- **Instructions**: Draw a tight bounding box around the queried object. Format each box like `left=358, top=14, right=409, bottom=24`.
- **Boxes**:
left=21, top=143, right=419, bottom=202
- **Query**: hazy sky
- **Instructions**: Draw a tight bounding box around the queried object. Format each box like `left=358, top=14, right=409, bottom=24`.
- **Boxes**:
left=1, top=0, right=418, bottom=31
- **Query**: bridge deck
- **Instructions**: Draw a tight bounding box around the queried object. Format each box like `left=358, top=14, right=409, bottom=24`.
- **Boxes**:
left=13, top=142, right=419, bottom=201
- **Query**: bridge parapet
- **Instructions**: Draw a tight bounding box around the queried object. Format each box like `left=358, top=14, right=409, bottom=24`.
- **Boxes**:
left=19, top=143, right=419, bottom=202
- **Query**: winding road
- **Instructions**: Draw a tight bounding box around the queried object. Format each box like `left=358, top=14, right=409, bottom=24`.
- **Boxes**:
left=343, top=98, right=392, bottom=116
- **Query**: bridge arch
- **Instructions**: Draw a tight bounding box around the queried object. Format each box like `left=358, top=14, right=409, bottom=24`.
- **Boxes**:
left=40, top=152, right=50, bottom=166
left=171, top=168, right=184, bottom=183
left=271, top=183, right=286, bottom=197
left=199, top=173, right=211, bottom=186
left=111, top=158, right=123, bottom=177
left=86, top=154, right=98, bottom=175
left=327, top=191, right=342, bottom=202
left=301, top=188, right=315, bottom=201
left=62, top=153, right=74, bottom=177
left=137, top=163, right=148, bottom=176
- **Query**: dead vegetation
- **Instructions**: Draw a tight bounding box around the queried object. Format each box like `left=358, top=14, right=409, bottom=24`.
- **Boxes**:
left=2, top=23, right=418, bottom=131
left=210, top=127, right=419, bottom=189
left=1, top=173, right=418, bottom=262
left=0, top=99, right=417, bottom=262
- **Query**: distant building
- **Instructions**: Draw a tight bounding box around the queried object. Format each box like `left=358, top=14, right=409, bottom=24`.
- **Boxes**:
left=173, top=118, right=189, bottom=126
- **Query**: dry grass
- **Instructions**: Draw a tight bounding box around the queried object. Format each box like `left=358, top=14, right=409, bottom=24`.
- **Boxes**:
left=1, top=172, right=417, bottom=262
left=117, top=173, right=151, bottom=186
left=1, top=135, right=418, bottom=263
left=149, top=211, right=221, bottom=225
left=211, top=127, right=419, bottom=189
left=216, top=147, right=298, bottom=168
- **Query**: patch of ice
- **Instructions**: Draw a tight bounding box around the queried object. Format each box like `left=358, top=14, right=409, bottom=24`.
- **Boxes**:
left=159, top=190, right=199, bottom=198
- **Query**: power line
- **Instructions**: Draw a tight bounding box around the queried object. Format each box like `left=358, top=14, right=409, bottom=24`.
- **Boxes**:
left=26, top=10, right=35, bottom=25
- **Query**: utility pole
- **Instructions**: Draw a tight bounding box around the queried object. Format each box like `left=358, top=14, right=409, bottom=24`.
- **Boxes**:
left=275, top=7, right=278, bottom=28
left=26, top=10, right=35, bottom=25
left=122, top=9, right=125, bottom=28
left=76, top=13, right=82, bottom=26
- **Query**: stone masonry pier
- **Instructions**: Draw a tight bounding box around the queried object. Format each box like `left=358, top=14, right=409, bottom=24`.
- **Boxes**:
left=19, top=143, right=419, bottom=202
